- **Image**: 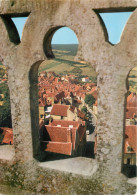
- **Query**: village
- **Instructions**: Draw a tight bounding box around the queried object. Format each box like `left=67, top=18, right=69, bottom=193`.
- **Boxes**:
left=38, top=71, right=97, bottom=157
left=0, top=67, right=136, bottom=169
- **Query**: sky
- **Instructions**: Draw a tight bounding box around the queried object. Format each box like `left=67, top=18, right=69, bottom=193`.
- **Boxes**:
left=12, top=12, right=133, bottom=45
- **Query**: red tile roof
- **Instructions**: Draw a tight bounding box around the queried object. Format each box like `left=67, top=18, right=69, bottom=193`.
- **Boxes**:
left=127, top=93, right=137, bottom=107
left=0, top=127, right=13, bottom=144
left=90, top=87, right=98, bottom=100
left=69, top=105, right=75, bottom=113
left=45, top=126, right=68, bottom=142
left=94, top=100, right=97, bottom=106
left=77, top=109, right=85, bottom=119
left=42, top=141, right=72, bottom=155
left=126, top=107, right=137, bottom=119
left=55, top=91, right=65, bottom=101
left=43, top=119, right=86, bottom=155
left=50, top=104, right=69, bottom=117
left=39, top=101, right=46, bottom=107
left=50, top=120, right=80, bottom=128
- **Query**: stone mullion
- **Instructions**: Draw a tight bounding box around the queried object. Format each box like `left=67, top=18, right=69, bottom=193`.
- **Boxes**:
left=96, top=69, right=126, bottom=175
left=8, top=68, right=35, bottom=162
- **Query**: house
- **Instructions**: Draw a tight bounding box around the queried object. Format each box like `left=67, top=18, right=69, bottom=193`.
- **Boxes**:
left=82, top=77, right=89, bottom=82
left=41, top=120, right=86, bottom=156
left=47, top=71, right=56, bottom=78
left=39, top=71, right=47, bottom=77
left=39, top=100, right=46, bottom=119
left=93, top=100, right=98, bottom=115
left=89, top=86, right=98, bottom=100
left=0, top=127, right=13, bottom=145
left=126, top=93, right=137, bottom=125
left=50, top=104, right=86, bottom=121
left=124, top=125, right=137, bottom=166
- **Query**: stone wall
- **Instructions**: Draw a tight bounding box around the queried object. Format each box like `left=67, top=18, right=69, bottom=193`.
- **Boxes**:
left=0, top=0, right=136, bottom=194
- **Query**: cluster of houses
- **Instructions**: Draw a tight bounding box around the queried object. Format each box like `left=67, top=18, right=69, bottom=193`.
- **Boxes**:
left=38, top=71, right=97, bottom=155
left=0, top=70, right=136, bottom=166
left=38, top=71, right=97, bottom=117
left=124, top=93, right=137, bottom=165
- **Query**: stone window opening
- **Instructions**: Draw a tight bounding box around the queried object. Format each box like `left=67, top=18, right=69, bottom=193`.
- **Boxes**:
left=30, top=26, right=98, bottom=176
left=0, top=14, right=29, bottom=44
left=94, top=9, right=135, bottom=45
left=122, top=65, right=137, bottom=178
left=0, top=61, right=14, bottom=161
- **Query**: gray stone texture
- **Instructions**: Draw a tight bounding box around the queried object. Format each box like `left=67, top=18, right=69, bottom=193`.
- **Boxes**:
left=0, top=0, right=136, bottom=194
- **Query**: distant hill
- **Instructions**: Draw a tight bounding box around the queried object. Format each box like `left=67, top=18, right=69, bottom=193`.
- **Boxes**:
left=39, top=44, right=97, bottom=78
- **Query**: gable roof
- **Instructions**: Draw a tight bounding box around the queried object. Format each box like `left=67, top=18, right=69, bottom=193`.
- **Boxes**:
left=50, top=104, right=69, bottom=117
left=0, top=127, right=13, bottom=144
left=127, top=93, right=137, bottom=107
left=126, top=107, right=137, bottom=119
left=90, top=87, right=98, bottom=100
left=49, top=120, right=80, bottom=128
left=77, top=109, right=85, bottom=119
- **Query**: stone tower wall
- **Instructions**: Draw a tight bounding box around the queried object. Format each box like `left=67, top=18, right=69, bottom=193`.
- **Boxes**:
left=0, top=0, right=136, bottom=194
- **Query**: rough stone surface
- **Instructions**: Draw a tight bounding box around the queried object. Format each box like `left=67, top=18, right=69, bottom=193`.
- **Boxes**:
left=0, top=0, right=136, bottom=194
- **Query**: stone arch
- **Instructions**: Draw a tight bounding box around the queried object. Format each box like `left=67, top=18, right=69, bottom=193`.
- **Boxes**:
left=29, top=60, right=45, bottom=159
left=122, top=65, right=137, bottom=177
left=43, top=26, right=79, bottom=59
left=15, top=5, right=109, bottom=162
left=28, top=24, right=98, bottom=160
left=126, top=65, right=137, bottom=92
left=28, top=25, right=81, bottom=160
left=0, top=1, right=137, bottom=193
left=19, top=7, right=109, bottom=67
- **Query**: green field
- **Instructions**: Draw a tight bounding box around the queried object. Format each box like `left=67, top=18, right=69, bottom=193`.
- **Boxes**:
left=39, top=44, right=97, bottom=78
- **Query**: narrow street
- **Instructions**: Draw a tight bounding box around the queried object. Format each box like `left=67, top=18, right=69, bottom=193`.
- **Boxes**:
left=85, top=105, right=97, bottom=158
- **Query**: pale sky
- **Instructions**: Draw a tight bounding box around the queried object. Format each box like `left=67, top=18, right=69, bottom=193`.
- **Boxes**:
left=12, top=12, right=133, bottom=45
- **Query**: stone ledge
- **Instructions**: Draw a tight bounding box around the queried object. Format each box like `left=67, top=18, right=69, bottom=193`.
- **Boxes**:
left=0, top=145, right=15, bottom=161
left=38, top=157, right=98, bottom=177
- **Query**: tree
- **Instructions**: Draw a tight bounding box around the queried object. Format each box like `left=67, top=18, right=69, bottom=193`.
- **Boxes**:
left=89, top=76, right=97, bottom=83
left=81, top=106, right=87, bottom=114
left=85, top=94, right=95, bottom=107
left=71, top=67, right=82, bottom=75
left=0, top=95, right=3, bottom=101
left=70, top=79, right=80, bottom=84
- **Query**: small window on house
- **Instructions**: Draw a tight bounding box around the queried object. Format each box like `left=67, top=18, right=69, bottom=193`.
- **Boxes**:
left=127, top=158, right=130, bottom=165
